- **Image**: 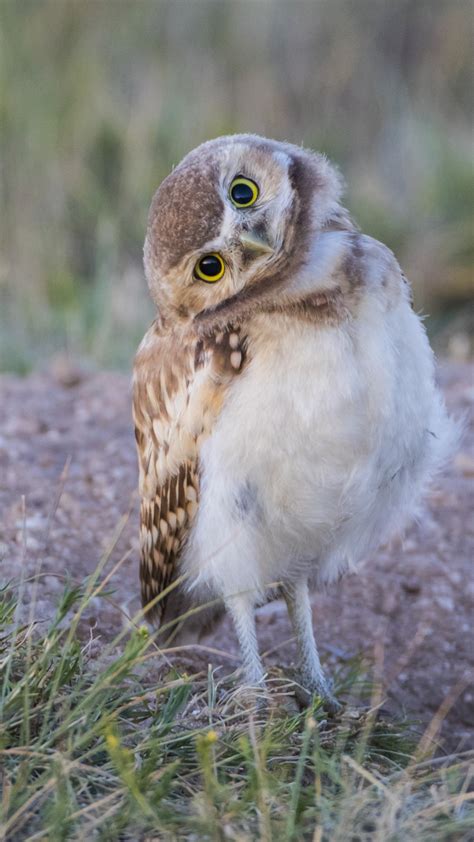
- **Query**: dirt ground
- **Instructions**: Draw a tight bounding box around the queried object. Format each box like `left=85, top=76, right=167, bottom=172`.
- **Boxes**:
left=0, top=361, right=472, bottom=752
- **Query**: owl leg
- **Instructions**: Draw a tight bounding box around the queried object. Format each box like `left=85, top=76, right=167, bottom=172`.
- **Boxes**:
left=225, top=592, right=265, bottom=687
left=282, top=579, right=340, bottom=713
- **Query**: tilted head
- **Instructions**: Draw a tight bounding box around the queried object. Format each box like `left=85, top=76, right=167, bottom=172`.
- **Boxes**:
left=144, top=134, right=346, bottom=328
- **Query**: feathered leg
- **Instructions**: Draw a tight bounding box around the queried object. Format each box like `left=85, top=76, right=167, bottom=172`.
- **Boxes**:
left=226, top=592, right=265, bottom=687
left=282, top=579, right=340, bottom=713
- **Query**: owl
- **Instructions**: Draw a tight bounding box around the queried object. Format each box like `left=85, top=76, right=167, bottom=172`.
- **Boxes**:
left=133, top=134, right=455, bottom=711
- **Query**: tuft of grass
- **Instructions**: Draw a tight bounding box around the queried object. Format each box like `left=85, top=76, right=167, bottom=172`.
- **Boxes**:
left=0, top=571, right=472, bottom=841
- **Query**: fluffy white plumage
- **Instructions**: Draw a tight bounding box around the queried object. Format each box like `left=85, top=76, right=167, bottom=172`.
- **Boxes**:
left=187, top=233, right=454, bottom=598
left=133, top=135, right=456, bottom=710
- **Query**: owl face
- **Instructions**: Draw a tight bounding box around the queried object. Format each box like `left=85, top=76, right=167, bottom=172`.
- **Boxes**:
left=144, top=135, right=343, bottom=324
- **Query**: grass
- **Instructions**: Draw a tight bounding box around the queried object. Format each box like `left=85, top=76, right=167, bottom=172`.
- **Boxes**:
left=1, top=558, right=473, bottom=840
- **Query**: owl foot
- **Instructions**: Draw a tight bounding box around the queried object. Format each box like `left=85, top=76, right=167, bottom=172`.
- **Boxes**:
left=291, top=672, right=342, bottom=715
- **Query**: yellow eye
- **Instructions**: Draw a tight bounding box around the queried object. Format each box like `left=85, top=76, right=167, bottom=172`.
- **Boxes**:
left=194, top=253, right=225, bottom=283
left=229, top=176, right=259, bottom=208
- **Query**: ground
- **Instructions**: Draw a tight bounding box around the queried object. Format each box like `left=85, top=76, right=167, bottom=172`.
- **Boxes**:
left=0, top=360, right=472, bottom=753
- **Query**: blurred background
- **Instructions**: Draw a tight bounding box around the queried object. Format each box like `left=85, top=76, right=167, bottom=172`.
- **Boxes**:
left=1, top=0, right=472, bottom=374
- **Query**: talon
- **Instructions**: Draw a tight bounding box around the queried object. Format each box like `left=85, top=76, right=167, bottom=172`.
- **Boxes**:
left=321, top=694, right=342, bottom=716
left=291, top=673, right=342, bottom=715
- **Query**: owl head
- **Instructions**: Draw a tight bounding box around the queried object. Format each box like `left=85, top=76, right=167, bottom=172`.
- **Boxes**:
left=144, top=134, right=345, bottom=328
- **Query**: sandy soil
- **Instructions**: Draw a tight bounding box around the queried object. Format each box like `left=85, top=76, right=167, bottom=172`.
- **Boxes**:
left=0, top=361, right=472, bottom=752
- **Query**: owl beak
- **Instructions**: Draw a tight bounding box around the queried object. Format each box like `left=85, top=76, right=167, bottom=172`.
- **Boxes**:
left=239, top=230, right=274, bottom=256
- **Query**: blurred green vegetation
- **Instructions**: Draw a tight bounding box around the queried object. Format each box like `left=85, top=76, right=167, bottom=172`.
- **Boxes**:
left=0, top=0, right=473, bottom=373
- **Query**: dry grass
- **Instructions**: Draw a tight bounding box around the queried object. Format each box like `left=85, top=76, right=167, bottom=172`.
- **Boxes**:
left=1, top=547, right=473, bottom=841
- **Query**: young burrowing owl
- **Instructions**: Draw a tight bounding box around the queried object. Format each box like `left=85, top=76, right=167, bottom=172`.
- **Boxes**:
left=133, top=134, right=455, bottom=710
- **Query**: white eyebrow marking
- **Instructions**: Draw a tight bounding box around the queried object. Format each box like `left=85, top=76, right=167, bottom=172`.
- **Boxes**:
left=218, top=195, right=238, bottom=244
left=272, top=150, right=292, bottom=169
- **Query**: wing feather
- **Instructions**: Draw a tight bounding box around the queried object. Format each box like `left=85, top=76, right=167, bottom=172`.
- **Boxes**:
left=133, top=321, right=244, bottom=624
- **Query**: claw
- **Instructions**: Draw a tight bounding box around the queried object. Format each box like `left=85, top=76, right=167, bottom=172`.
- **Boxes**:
left=290, top=671, right=342, bottom=715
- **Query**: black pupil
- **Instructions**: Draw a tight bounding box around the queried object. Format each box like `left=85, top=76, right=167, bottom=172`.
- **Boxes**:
left=199, top=255, right=221, bottom=277
left=231, top=182, right=254, bottom=205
